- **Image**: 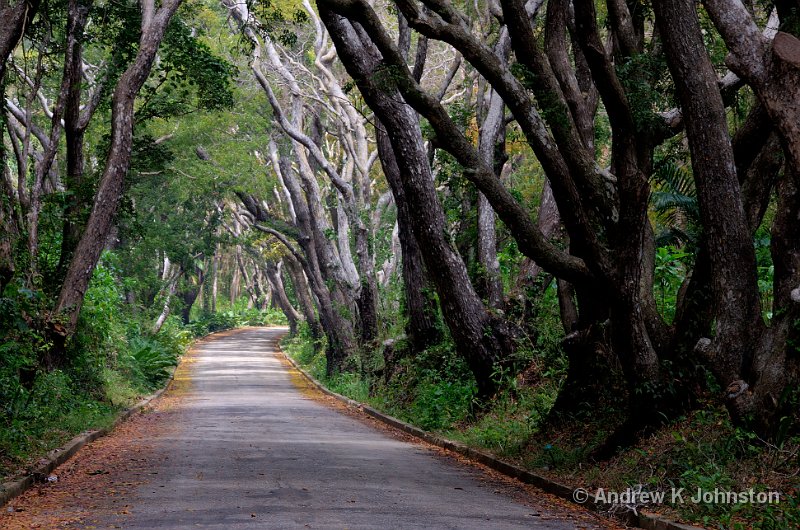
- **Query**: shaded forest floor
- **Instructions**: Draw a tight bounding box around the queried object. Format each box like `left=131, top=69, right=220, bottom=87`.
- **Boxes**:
left=283, top=334, right=800, bottom=530
left=485, top=404, right=799, bottom=529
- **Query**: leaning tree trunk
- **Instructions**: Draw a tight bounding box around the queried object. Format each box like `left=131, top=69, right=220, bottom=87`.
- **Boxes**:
left=320, top=8, right=516, bottom=397
left=284, top=253, right=323, bottom=341
left=266, top=261, right=302, bottom=336
left=375, top=123, right=441, bottom=354
left=0, top=0, right=41, bottom=83
left=279, top=152, right=359, bottom=372
left=152, top=265, right=182, bottom=334
left=238, top=181, right=358, bottom=374
left=50, top=0, right=183, bottom=360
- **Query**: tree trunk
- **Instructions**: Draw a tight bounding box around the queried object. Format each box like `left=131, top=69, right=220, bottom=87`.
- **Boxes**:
left=51, top=0, right=183, bottom=353
left=375, top=122, right=441, bottom=354
left=230, top=261, right=240, bottom=305
left=320, top=8, right=515, bottom=397
left=236, top=245, right=260, bottom=308
left=284, top=253, right=323, bottom=341
left=152, top=265, right=182, bottom=334
left=278, top=150, right=359, bottom=372
left=355, top=221, right=379, bottom=343
left=266, top=261, right=301, bottom=336
left=0, top=0, right=41, bottom=83
left=57, top=0, right=98, bottom=281
left=512, top=180, right=561, bottom=294
left=476, top=88, right=506, bottom=309
left=239, top=167, right=358, bottom=373
left=211, top=245, right=219, bottom=312
left=0, top=182, right=15, bottom=292
left=655, top=0, right=765, bottom=426
left=27, top=0, right=88, bottom=282
left=178, top=268, right=205, bottom=325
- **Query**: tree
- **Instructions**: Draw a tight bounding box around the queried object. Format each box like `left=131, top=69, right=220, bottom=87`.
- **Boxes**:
left=317, top=6, right=521, bottom=398
left=50, top=0, right=185, bottom=359
left=316, top=0, right=798, bottom=441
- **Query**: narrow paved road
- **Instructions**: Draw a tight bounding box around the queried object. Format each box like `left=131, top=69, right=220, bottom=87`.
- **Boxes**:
left=7, top=327, right=615, bottom=529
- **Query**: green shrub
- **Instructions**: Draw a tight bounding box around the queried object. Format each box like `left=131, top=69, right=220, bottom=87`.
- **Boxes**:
left=407, top=375, right=475, bottom=431
left=126, top=336, right=179, bottom=386
left=0, top=257, right=193, bottom=477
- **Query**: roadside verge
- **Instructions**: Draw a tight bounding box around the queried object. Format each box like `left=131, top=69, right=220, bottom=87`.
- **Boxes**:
left=0, top=366, right=176, bottom=508
left=280, top=349, right=704, bottom=530
left=0, top=327, right=232, bottom=508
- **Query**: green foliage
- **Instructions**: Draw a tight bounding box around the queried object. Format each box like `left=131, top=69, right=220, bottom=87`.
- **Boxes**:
left=0, top=255, right=192, bottom=478
left=653, top=246, right=691, bottom=323
left=408, top=376, right=476, bottom=431
left=650, top=160, right=699, bottom=247
left=449, top=386, right=558, bottom=458
left=188, top=306, right=288, bottom=337
left=249, top=0, right=310, bottom=47
left=125, top=335, right=180, bottom=386
left=616, top=52, right=673, bottom=135
left=526, top=282, right=568, bottom=377
left=662, top=410, right=799, bottom=529
left=138, top=14, right=237, bottom=120
left=0, top=368, right=117, bottom=477
left=754, top=229, right=775, bottom=320
left=88, top=1, right=236, bottom=120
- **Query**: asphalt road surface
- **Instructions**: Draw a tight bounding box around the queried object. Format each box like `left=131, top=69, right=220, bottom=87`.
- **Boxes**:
left=9, top=327, right=616, bottom=529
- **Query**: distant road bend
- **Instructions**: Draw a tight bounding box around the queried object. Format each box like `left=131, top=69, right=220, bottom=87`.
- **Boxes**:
left=11, top=327, right=616, bottom=529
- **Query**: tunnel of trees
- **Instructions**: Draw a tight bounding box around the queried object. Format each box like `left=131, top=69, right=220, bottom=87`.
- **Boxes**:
left=1, top=0, right=798, bottom=522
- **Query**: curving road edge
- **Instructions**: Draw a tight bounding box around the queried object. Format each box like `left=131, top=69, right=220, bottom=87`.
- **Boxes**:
left=280, top=336, right=703, bottom=530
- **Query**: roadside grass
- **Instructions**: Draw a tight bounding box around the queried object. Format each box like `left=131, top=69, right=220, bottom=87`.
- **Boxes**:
left=283, top=325, right=800, bottom=530
left=0, top=332, right=177, bottom=480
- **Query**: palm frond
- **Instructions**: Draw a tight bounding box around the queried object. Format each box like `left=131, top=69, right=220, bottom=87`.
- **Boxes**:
left=651, top=161, right=696, bottom=198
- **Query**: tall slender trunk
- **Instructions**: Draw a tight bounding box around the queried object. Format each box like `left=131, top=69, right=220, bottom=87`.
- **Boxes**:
left=57, top=0, right=96, bottom=280
left=230, top=263, right=240, bottom=305
left=28, top=0, right=88, bottom=281
left=152, top=266, right=182, bottom=334
left=280, top=152, right=358, bottom=372
left=211, top=246, right=219, bottom=312
left=266, top=261, right=301, bottom=335
left=476, top=89, right=506, bottom=309
left=284, top=253, right=323, bottom=341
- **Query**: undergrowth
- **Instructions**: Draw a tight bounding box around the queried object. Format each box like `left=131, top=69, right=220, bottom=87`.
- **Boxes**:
left=0, top=256, right=284, bottom=480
